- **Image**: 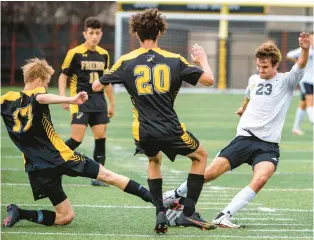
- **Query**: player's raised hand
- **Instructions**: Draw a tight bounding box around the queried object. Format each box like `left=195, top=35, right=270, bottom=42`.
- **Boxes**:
left=299, top=32, right=310, bottom=50
left=61, top=103, right=70, bottom=111
left=191, top=43, right=208, bottom=65
left=71, top=91, right=88, bottom=105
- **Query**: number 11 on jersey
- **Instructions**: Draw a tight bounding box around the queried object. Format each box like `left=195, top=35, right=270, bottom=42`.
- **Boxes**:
left=89, top=72, right=99, bottom=84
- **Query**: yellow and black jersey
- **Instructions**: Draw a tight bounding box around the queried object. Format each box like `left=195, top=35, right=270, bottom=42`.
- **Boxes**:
left=99, top=47, right=204, bottom=141
left=61, top=44, right=110, bottom=113
left=0, top=88, right=82, bottom=172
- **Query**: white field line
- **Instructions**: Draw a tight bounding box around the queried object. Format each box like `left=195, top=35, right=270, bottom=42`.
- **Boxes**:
left=234, top=218, right=294, bottom=221
left=201, top=194, right=234, bottom=197
left=1, top=168, right=312, bottom=177
left=1, top=154, right=312, bottom=162
left=1, top=231, right=313, bottom=239
left=207, top=186, right=313, bottom=192
left=248, top=230, right=313, bottom=232
left=3, top=182, right=311, bottom=193
left=0, top=203, right=154, bottom=209
left=1, top=203, right=312, bottom=213
left=239, top=212, right=283, bottom=216
left=245, top=223, right=311, bottom=226
left=197, top=202, right=262, bottom=206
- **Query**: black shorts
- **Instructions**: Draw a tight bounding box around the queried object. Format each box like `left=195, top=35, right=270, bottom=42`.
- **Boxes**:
left=134, top=131, right=200, bottom=161
left=218, top=136, right=280, bottom=170
left=300, top=82, right=313, bottom=95
left=28, top=152, right=99, bottom=206
left=71, top=111, right=109, bottom=127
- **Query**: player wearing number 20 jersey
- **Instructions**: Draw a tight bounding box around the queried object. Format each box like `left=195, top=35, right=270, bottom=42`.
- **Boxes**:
left=99, top=47, right=204, bottom=159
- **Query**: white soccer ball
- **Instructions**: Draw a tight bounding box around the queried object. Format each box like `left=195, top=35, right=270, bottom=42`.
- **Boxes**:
left=166, top=208, right=182, bottom=226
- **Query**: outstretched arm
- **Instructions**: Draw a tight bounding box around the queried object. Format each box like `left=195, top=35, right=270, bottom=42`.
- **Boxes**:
left=296, top=32, right=310, bottom=69
left=36, top=92, right=88, bottom=105
left=191, top=43, right=215, bottom=86
left=58, top=73, right=70, bottom=110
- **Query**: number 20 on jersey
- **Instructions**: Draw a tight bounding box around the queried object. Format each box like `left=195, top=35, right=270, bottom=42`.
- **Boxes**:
left=134, top=64, right=170, bottom=95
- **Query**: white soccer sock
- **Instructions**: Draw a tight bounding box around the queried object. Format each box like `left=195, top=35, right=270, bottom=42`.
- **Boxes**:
left=175, top=181, right=188, bottom=197
left=293, top=107, right=306, bottom=130
left=306, top=106, right=314, bottom=124
left=222, top=186, right=256, bottom=216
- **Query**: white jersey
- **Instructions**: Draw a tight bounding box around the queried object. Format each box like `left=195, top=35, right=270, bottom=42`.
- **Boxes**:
left=287, top=47, right=313, bottom=85
left=237, top=64, right=305, bottom=143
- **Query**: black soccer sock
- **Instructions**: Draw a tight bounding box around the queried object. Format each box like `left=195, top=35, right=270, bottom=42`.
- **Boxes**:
left=65, top=138, right=81, bottom=150
left=19, top=209, right=56, bottom=226
left=183, top=173, right=205, bottom=217
left=124, top=180, right=153, bottom=204
left=94, top=138, right=106, bottom=166
left=147, top=178, right=165, bottom=216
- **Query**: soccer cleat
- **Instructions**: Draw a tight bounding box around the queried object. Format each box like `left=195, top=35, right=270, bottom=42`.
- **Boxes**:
left=292, top=129, right=305, bottom=136
left=2, top=204, right=20, bottom=227
left=163, top=190, right=181, bottom=208
left=91, top=179, right=110, bottom=187
left=213, top=212, right=241, bottom=229
left=154, top=212, right=168, bottom=234
left=176, top=211, right=217, bottom=230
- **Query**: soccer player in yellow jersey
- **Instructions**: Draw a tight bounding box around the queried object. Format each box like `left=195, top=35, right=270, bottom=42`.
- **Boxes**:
left=58, top=17, right=114, bottom=186
left=1, top=58, right=153, bottom=228
left=93, top=9, right=216, bottom=233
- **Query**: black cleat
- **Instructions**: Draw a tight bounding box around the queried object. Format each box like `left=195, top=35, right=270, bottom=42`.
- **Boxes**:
left=2, top=204, right=20, bottom=228
left=154, top=212, right=168, bottom=234
left=176, top=211, right=217, bottom=230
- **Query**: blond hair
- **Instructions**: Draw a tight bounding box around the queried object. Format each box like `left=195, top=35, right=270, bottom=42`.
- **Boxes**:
left=255, top=43, right=282, bottom=66
left=21, top=58, right=54, bottom=83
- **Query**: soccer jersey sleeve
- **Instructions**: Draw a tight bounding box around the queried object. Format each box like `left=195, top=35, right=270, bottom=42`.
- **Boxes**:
left=99, top=57, right=124, bottom=85
left=104, top=52, right=110, bottom=74
left=61, top=49, right=76, bottom=76
left=284, top=64, right=305, bottom=89
left=287, top=48, right=301, bottom=59
left=179, top=57, right=204, bottom=86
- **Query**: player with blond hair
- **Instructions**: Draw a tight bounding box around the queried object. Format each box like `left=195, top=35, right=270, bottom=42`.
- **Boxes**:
left=1, top=58, right=153, bottom=228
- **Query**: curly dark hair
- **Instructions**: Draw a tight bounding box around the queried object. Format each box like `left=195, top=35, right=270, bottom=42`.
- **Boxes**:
left=84, top=17, right=102, bottom=31
left=255, top=43, right=282, bottom=66
left=129, top=9, right=167, bottom=42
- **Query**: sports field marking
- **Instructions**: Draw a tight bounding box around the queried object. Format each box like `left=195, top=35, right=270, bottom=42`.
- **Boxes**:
left=0, top=203, right=154, bottom=209
left=207, top=186, right=313, bottom=192
left=245, top=223, right=311, bottom=226
left=233, top=217, right=294, bottom=221
left=1, top=204, right=312, bottom=213
left=1, top=231, right=313, bottom=239
left=248, top=229, right=313, bottom=232
left=197, top=202, right=262, bottom=206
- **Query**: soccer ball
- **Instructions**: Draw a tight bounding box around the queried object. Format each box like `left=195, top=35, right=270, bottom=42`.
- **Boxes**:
left=166, top=208, right=182, bottom=226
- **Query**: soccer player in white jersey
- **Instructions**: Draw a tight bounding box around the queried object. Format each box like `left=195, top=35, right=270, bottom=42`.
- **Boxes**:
left=287, top=34, right=313, bottom=135
left=163, top=32, right=310, bottom=228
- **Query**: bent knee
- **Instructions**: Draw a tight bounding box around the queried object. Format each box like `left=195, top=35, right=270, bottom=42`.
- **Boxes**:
left=57, top=211, right=75, bottom=225
left=204, top=170, right=218, bottom=182
left=251, top=175, right=270, bottom=189
left=98, top=168, right=116, bottom=185
left=191, top=146, right=208, bottom=162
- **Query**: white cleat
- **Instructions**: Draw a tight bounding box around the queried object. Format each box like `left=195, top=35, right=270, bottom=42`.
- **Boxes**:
left=163, top=190, right=180, bottom=208
left=292, top=129, right=305, bottom=136
left=213, top=212, right=241, bottom=229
